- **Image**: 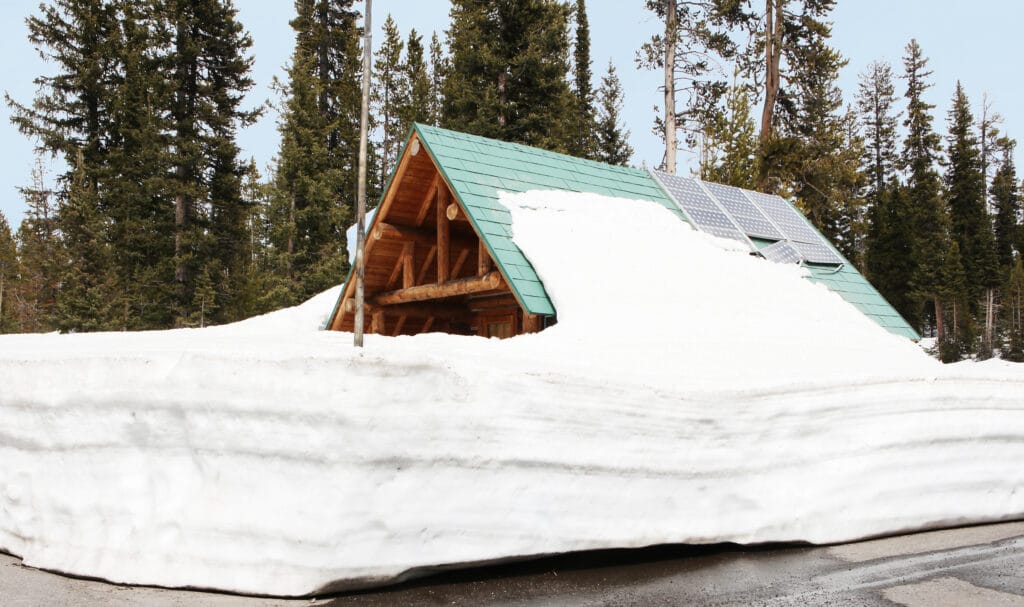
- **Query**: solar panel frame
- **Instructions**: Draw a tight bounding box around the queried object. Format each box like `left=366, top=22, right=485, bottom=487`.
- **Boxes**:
left=700, top=181, right=784, bottom=241
left=759, top=240, right=804, bottom=265
left=650, top=171, right=751, bottom=246
left=742, top=190, right=828, bottom=244
left=791, top=240, right=843, bottom=265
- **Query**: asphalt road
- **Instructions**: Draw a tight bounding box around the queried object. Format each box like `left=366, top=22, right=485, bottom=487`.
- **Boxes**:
left=3, top=521, right=1024, bottom=606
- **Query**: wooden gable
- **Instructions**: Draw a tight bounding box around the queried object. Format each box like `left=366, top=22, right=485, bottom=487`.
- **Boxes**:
left=326, top=132, right=544, bottom=338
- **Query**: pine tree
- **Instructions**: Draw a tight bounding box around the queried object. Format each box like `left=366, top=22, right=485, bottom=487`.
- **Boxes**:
left=56, top=149, right=119, bottom=332
left=944, top=83, right=988, bottom=304
left=700, top=77, right=757, bottom=189
left=943, top=84, right=1001, bottom=355
left=569, top=0, right=597, bottom=159
left=6, top=0, right=120, bottom=181
left=991, top=138, right=1020, bottom=270
left=231, top=159, right=278, bottom=320
left=977, top=93, right=1003, bottom=205
left=400, top=29, right=432, bottom=133
left=14, top=161, right=61, bottom=333
left=938, top=239, right=972, bottom=362
left=866, top=181, right=919, bottom=326
left=102, top=0, right=176, bottom=330
left=374, top=15, right=405, bottom=189
left=269, top=0, right=361, bottom=304
left=0, top=211, right=17, bottom=333
left=1003, top=259, right=1024, bottom=362
left=901, top=39, right=948, bottom=340
left=159, top=0, right=258, bottom=325
left=443, top=0, right=574, bottom=152
left=188, top=266, right=218, bottom=328
left=594, top=61, right=633, bottom=166
left=6, top=0, right=120, bottom=330
left=856, top=61, right=900, bottom=210
left=427, top=32, right=446, bottom=126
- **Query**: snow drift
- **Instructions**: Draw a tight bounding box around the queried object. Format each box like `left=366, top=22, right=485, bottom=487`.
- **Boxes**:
left=1, top=191, right=1023, bottom=596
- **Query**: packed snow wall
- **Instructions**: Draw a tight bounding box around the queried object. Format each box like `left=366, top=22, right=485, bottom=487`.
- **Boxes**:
left=1, top=191, right=1022, bottom=596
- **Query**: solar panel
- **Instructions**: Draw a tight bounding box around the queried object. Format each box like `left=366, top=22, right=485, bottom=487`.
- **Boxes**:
left=759, top=240, right=803, bottom=265
left=742, top=190, right=825, bottom=245
left=651, top=171, right=749, bottom=244
left=701, top=181, right=784, bottom=241
left=650, top=171, right=844, bottom=267
left=791, top=240, right=843, bottom=265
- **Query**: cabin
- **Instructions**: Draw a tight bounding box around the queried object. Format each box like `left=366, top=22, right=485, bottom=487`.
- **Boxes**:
left=327, top=124, right=918, bottom=341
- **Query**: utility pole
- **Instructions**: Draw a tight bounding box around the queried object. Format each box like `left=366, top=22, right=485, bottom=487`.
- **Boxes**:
left=354, top=0, right=372, bottom=348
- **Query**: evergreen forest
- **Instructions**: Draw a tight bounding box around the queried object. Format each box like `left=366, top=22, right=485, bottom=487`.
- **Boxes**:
left=2, top=0, right=1023, bottom=363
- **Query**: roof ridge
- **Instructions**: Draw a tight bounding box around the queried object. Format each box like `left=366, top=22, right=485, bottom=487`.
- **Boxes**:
left=412, top=122, right=646, bottom=177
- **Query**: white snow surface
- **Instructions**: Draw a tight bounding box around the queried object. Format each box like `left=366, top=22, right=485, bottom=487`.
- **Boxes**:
left=1, top=190, right=1023, bottom=596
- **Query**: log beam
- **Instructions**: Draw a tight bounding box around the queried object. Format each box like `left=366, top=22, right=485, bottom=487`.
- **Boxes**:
left=392, top=315, right=407, bottom=337
left=402, top=242, right=415, bottom=289
left=416, top=246, right=437, bottom=285
left=478, top=239, right=493, bottom=275
left=415, top=174, right=440, bottom=227
left=372, top=221, right=472, bottom=249
left=451, top=247, right=471, bottom=278
left=446, top=202, right=468, bottom=222
left=372, top=271, right=503, bottom=306
left=385, top=253, right=404, bottom=290
left=468, top=293, right=520, bottom=311
left=344, top=298, right=468, bottom=319
left=437, top=187, right=450, bottom=283
left=371, top=309, right=385, bottom=335
left=523, top=313, right=543, bottom=334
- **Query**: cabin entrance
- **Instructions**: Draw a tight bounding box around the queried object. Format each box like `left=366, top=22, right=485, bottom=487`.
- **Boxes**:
left=328, top=132, right=545, bottom=338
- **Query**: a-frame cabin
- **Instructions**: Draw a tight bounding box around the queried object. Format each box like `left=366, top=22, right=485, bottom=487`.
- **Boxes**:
left=328, top=123, right=919, bottom=341
left=327, top=125, right=551, bottom=338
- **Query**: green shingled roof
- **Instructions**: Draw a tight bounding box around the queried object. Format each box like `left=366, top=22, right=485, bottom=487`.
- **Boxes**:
left=350, top=123, right=917, bottom=340
left=415, top=123, right=682, bottom=317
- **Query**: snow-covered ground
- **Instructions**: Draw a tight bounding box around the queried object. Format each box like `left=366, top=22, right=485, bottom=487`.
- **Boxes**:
left=1, top=191, right=1022, bottom=597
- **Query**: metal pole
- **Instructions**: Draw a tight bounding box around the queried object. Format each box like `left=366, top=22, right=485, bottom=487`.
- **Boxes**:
left=354, top=0, right=372, bottom=348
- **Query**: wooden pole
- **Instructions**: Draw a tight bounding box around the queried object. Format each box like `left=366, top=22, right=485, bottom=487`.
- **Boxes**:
left=354, top=0, right=372, bottom=347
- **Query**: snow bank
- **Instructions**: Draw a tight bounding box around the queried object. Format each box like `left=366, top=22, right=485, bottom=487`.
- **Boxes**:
left=1, top=191, right=1022, bottom=596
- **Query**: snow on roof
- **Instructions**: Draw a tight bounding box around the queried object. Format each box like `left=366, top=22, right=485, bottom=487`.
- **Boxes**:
left=0, top=190, right=1022, bottom=596
left=498, top=190, right=932, bottom=388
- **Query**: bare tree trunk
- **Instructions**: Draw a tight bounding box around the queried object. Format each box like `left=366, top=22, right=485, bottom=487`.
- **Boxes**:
left=354, top=0, right=373, bottom=348
left=935, top=298, right=945, bottom=344
left=758, top=0, right=783, bottom=189
left=952, top=300, right=958, bottom=341
left=985, top=287, right=995, bottom=354
left=664, top=0, right=677, bottom=174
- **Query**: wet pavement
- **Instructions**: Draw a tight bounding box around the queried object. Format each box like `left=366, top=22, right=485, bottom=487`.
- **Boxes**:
left=3, top=521, right=1024, bottom=606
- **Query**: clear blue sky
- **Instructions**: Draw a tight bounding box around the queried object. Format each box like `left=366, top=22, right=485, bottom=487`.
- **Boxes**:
left=2, top=0, right=1022, bottom=229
